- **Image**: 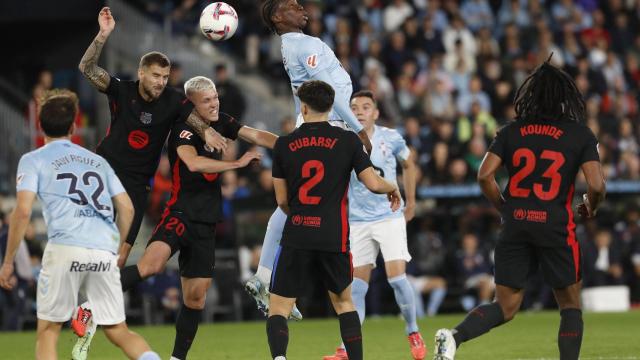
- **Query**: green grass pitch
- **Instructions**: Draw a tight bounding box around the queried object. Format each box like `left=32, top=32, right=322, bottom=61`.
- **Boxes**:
left=1, top=311, right=638, bottom=359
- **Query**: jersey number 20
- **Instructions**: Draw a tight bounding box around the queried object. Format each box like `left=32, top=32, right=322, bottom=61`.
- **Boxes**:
left=299, top=160, right=325, bottom=205
left=509, top=148, right=565, bottom=201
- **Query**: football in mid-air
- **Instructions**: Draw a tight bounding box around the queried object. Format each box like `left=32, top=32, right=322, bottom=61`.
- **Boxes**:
left=199, top=2, right=238, bottom=41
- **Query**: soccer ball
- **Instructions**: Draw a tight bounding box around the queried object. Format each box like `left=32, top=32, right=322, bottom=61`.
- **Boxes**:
left=199, top=2, right=239, bottom=41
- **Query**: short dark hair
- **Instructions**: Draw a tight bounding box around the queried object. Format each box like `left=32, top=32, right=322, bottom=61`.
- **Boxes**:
left=297, top=80, right=335, bottom=113
left=39, top=89, right=78, bottom=137
left=351, top=90, right=378, bottom=107
left=261, top=0, right=286, bottom=33
left=139, top=51, right=171, bottom=69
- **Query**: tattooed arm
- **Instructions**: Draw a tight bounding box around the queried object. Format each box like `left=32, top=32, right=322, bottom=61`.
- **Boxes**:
left=185, top=110, right=229, bottom=153
left=78, top=7, right=115, bottom=92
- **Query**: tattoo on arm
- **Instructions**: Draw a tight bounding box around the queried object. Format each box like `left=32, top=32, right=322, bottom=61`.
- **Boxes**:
left=185, top=110, right=210, bottom=139
left=79, top=37, right=111, bottom=91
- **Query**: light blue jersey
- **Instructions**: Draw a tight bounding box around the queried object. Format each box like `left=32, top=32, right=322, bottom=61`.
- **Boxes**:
left=16, top=140, right=126, bottom=254
left=349, top=126, right=411, bottom=222
left=281, top=32, right=363, bottom=132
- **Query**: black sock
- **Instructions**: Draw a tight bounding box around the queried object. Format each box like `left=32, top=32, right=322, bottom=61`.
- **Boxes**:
left=120, top=265, right=143, bottom=292
left=558, top=308, right=583, bottom=360
left=266, top=315, right=289, bottom=358
left=453, top=302, right=505, bottom=347
left=172, top=304, right=202, bottom=359
left=339, top=311, right=363, bottom=360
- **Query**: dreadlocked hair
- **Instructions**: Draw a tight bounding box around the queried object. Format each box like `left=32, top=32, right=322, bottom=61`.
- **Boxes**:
left=513, top=60, right=586, bottom=123
left=261, top=0, right=285, bottom=34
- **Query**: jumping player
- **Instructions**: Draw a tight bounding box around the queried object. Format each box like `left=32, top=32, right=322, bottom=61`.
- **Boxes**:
left=0, top=90, right=161, bottom=360
left=245, top=0, right=373, bottom=321
left=266, top=80, right=401, bottom=360
left=324, top=90, right=425, bottom=360
left=433, top=60, right=606, bottom=360
left=74, top=76, right=278, bottom=360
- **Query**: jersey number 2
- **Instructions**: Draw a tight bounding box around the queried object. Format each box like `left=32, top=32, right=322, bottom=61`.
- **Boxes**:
left=299, top=160, right=325, bottom=205
left=56, top=172, right=111, bottom=211
left=509, top=148, right=565, bottom=201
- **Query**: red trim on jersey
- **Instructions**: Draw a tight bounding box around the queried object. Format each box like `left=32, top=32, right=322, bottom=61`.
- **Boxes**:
left=340, top=187, right=349, bottom=252
left=167, top=159, right=182, bottom=208
left=565, top=184, right=580, bottom=282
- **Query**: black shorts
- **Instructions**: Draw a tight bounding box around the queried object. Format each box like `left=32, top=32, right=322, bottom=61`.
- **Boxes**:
left=149, top=209, right=217, bottom=278
left=494, top=228, right=582, bottom=289
left=270, top=246, right=353, bottom=298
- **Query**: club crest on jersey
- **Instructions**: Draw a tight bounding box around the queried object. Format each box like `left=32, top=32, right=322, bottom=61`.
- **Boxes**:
left=140, top=112, right=153, bottom=125
left=306, top=54, right=318, bottom=68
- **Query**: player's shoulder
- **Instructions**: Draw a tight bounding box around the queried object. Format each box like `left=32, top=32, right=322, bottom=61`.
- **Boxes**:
left=286, top=33, right=324, bottom=52
left=162, top=86, right=188, bottom=103
left=375, top=125, right=403, bottom=140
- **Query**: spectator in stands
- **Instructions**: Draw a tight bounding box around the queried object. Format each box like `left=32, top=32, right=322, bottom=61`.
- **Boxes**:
left=215, top=64, right=247, bottom=121
left=383, top=0, right=414, bottom=32
left=456, top=76, right=491, bottom=116
left=169, top=62, right=185, bottom=89
left=0, top=219, right=34, bottom=330
left=584, top=229, right=624, bottom=287
left=407, top=221, right=448, bottom=317
left=460, top=0, right=494, bottom=33
left=454, top=233, right=494, bottom=311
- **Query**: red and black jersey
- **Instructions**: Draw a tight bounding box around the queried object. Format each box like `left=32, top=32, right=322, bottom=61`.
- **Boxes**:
left=273, top=122, right=373, bottom=253
left=166, top=112, right=243, bottom=224
left=96, top=76, right=193, bottom=189
left=488, top=120, right=600, bottom=245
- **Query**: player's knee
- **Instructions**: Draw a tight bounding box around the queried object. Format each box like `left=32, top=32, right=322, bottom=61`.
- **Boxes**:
left=137, top=261, right=164, bottom=278
left=183, top=289, right=207, bottom=309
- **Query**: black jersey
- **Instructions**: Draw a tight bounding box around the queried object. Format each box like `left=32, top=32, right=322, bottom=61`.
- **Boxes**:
left=272, top=122, right=373, bottom=253
left=488, top=120, right=600, bottom=245
left=166, top=113, right=243, bottom=224
left=96, top=77, right=193, bottom=188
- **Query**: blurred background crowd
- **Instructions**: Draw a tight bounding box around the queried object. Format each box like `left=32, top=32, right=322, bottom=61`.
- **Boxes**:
left=1, top=0, right=639, bottom=330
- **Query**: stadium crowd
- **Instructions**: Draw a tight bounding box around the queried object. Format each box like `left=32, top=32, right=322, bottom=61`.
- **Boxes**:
left=2, top=0, right=640, bottom=328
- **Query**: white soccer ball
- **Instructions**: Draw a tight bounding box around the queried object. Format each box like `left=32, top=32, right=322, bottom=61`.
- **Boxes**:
left=199, top=2, right=239, bottom=41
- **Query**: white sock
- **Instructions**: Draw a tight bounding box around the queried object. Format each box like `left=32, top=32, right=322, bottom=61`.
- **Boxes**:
left=138, top=351, right=161, bottom=360
left=256, top=265, right=272, bottom=286
left=169, top=356, right=181, bottom=360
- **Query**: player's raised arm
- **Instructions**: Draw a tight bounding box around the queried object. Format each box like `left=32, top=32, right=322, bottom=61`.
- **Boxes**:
left=477, top=152, right=506, bottom=210
left=238, top=126, right=279, bottom=149
left=0, top=191, right=36, bottom=290
left=78, top=7, right=114, bottom=92
left=177, top=145, right=261, bottom=173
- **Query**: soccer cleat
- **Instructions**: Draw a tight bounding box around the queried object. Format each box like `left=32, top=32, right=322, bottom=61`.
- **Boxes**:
left=244, top=275, right=270, bottom=316
left=322, top=347, right=348, bottom=360
left=289, top=304, right=303, bottom=321
left=433, top=329, right=456, bottom=360
left=244, top=275, right=303, bottom=321
left=408, top=331, right=427, bottom=360
left=71, top=323, right=96, bottom=360
left=71, top=306, right=92, bottom=337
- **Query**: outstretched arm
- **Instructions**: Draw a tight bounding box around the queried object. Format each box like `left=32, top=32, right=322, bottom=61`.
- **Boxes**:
left=177, top=145, right=261, bottom=173
left=399, top=155, right=417, bottom=221
left=78, top=7, right=115, bottom=92
left=238, top=126, right=278, bottom=149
